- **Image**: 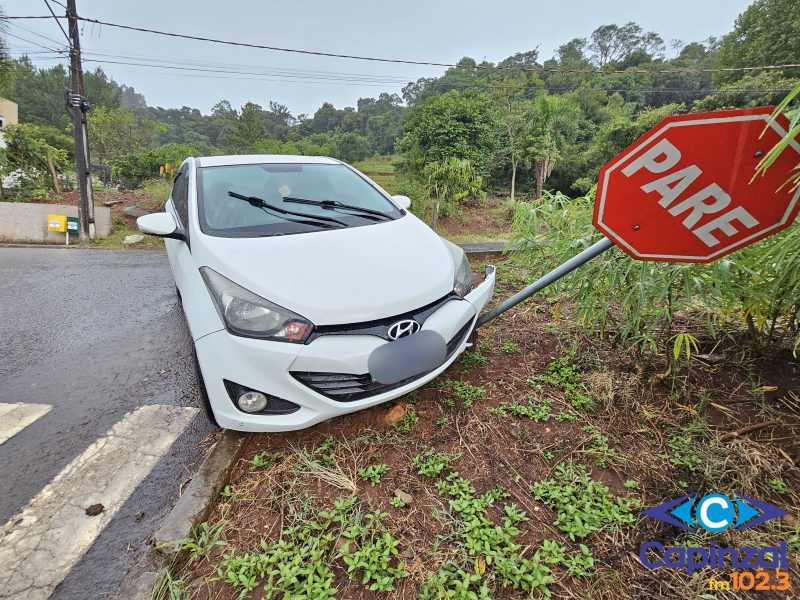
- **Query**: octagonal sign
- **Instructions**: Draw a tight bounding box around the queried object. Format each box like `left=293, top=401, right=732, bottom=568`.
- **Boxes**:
left=593, top=107, right=800, bottom=263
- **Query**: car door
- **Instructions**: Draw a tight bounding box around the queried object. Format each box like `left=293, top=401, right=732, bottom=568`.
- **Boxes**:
left=167, top=161, right=226, bottom=340
left=164, top=163, right=191, bottom=295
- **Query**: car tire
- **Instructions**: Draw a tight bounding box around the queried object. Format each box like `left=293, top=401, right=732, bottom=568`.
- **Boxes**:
left=175, top=285, right=182, bottom=302
left=193, top=347, right=220, bottom=427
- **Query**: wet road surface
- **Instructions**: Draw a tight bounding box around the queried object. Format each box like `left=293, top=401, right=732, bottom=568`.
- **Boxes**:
left=0, top=247, right=216, bottom=599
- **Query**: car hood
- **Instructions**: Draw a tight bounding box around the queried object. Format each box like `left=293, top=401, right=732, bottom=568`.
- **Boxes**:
left=195, top=214, right=456, bottom=325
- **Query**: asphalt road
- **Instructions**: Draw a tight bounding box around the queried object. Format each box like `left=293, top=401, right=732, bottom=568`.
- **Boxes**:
left=0, top=247, right=215, bottom=599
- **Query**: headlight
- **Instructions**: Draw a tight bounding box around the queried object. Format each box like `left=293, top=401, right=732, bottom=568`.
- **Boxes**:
left=442, top=239, right=472, bottom=297
left=200, top=267, right=313, bottom=343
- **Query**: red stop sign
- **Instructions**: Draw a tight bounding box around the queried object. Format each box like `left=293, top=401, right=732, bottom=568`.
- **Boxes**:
left=593, top=107, right=800, bottom=263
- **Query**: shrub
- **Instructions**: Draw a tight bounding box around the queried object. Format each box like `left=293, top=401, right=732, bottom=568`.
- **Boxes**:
left=510, top=189, right=800, bottom=356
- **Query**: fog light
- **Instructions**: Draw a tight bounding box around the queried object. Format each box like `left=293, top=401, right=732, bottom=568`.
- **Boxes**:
left=237, top=391, right=268, bottom=413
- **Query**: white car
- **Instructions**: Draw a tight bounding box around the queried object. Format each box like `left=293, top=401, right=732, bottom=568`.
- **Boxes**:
left=137, top=155, right=495, bottom=432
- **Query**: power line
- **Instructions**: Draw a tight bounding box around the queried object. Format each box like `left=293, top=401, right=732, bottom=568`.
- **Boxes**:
left=3, top=30, right=63, bottom=53
left=41, top=0, right=69, bottom=43
left=8, top=20, right=65, bottom=46
left=81, top=57, right=413, bottom=85
left=79, top=48, right=417, bottom=83
left=5, top=14, right=800, bottom=77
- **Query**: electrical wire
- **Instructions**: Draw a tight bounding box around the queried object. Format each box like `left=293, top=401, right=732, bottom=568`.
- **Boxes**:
left=42, top=0, right=69, bottom=43
left=3, top=30, right=63, bottom=53
left=4, top=14, right=800, bottom=77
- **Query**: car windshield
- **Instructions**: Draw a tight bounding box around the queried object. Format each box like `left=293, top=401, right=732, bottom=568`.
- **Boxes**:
left=196, top=162, right=402, bottom=237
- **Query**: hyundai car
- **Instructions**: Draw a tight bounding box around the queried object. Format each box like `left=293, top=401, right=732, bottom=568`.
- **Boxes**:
left=137, top=155, right=495, bottom=431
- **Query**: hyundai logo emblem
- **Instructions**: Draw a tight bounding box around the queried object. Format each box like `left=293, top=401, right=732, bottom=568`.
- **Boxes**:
left=387, top=319, right=420, bottom=340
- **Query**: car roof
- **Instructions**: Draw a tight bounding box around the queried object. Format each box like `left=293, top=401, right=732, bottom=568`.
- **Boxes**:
left=195, top=154, right=342, bottom=168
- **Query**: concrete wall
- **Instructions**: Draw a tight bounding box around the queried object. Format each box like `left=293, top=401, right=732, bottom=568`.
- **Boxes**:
left=0, top=202, right=111, bottom=243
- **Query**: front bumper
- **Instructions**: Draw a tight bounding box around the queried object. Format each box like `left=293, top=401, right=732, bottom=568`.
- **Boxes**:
left=195, top=265, right=496, bottom=431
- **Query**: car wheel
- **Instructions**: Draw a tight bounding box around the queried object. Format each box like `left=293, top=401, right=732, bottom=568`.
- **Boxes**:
left=175, top=285, right=182, bottom=302
left=193, top=347, right=220, bottom=427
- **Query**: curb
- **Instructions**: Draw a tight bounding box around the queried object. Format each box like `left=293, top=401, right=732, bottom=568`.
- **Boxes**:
left=114, top=430, right=247, bottom=599
left=458, top=242, right=517, bottom=254
left=154, top=431, right=247, bottom=551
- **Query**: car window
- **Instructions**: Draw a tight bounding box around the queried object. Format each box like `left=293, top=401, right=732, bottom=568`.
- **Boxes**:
left=196, top=163, right=402, bottom=238
left=171, top=167, right=190, bottom=227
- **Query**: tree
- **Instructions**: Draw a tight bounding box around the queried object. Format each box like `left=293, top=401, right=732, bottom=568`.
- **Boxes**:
left=524, top=94, right=582, bottom=199
left=423, top=158, right=484, bottom=229
left=88, top=106, right=163, bottom=165
left=588, top=22, right=664, bottom=66
left=4, top=123, right=69, bottom=197
left=491, top=78, right=532, bottom=201
left=0, top=9, right=15, bottom=98
left=332, top=132, right=373, bottom=163
left=398, top=91, right=498, bottom=179
left=83, top=67, right=122, bottom=109
left=7, top=58, right=71, bottom=130
left=715, top=0, right=800, bottom=85
left=223, top=102, right=267, bottom=153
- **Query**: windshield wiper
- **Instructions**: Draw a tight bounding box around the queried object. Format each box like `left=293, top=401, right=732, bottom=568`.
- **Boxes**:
left=282, top=197, right=392, bottom=221
left=227, top=191, right=347, bottom=227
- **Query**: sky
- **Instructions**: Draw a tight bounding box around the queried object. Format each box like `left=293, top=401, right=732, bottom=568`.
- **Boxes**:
left=3, top=0, right=753, bottom=117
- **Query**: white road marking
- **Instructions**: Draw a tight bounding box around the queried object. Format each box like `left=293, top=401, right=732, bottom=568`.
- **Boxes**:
left=0, top=404, right=199, bottom=600
left=0, top=403, right=52, bottom=445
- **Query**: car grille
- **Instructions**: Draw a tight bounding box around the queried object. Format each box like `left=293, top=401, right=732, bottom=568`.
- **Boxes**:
left=291, top=319, right=474, bottom=402
left=305, top=293, right=460, bottom=343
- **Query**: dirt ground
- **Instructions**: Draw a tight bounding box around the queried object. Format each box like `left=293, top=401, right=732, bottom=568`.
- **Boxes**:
left=437, top=198, right=514, bottom=243
left=159, top=255, right=800, bottom=599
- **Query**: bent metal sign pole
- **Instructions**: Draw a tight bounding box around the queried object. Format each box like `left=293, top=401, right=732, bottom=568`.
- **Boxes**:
left=477, top=106, right=800, bottom=327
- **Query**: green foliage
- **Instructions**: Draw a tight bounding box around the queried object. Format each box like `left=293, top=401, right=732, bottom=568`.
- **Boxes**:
left=357, top=464, right=389, bottom=486
left=499, top=341, right=519, bottom=354
left=398, top=91, right=498, bottom=178
left=171, top=521, right=227, bottom=565
left=249, top=451, right=281, bottom=470
left=391, top=407, right=419, bottom=433
left=531, top=350, right=593, bottom=409
left=89, top=106, right=163, bottom=165
left=389, top=495, right=407, bottom=508
left=3, top=123, right=69, bottom=197
left=460, top=350, right=489, bottom=369
left=215, top=496, right=402, bottom=599
left=660, top=420, right=708, bottom=473
left=489, top=398, right=552, bottom=421
left=440, top=380, right=487, bottom=408
left=510, top=189, right=800, bottom=355
left=340, top=509, right=408, bottom=591
left=540, top=540, right=595, bottom=577
left=424, top=157, right=484, bottom=218
left=767, top=478, right=788, bottom=494
left=715, top=0, right=800, bottom=86
left=411, top=449, right=451, bottom=478
left=111, top=143, right=201, bottom=186
left=416, top=449, right=555, bottom=596
left=531, top=462, right=639, bottom=540
left=581, top=425, right=623, bottom=468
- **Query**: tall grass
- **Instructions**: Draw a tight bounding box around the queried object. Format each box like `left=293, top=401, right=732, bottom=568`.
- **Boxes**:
left=509, top=190, right=799, bottom=356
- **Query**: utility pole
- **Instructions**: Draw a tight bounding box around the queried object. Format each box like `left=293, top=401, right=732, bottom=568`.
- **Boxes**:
left=66, top=0, right=94, bottom=241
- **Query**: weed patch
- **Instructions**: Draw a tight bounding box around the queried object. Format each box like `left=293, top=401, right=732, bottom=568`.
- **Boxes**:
left=358, top=464, right=389, bottom=486
left=531, top=462, right=639, bottom=540
left=440, top=379, right=487, bottom=407
left=489, top=398, right=552, bottom=422
left=414, top=450, right=556, bottom=596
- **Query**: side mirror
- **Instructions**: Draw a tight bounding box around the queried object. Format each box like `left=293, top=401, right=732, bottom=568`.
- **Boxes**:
left=392, top=195, right=411, bottom=210
left=137, top=212, right=185, bottom=240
